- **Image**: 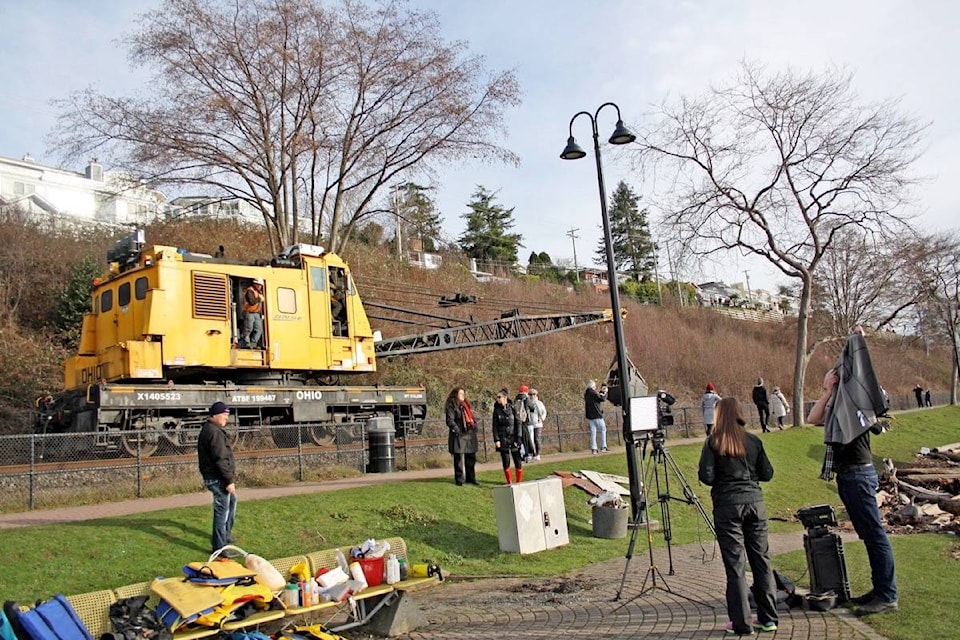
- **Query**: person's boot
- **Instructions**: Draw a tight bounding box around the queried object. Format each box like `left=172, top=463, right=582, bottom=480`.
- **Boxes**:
left=503, top=468, right=512, bottom=484
left=516, top=468, right=523, bottom=482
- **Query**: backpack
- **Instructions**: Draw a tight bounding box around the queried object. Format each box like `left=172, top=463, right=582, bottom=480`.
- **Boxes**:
left=514, top=396, right=529, bottom=425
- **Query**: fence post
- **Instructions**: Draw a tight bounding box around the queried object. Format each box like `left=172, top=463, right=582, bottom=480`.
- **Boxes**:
left=29, top=434, right=36, bottom=511
left=555, top=413, right=562, bottom=453
left=296, top=425, right=305, bottom=482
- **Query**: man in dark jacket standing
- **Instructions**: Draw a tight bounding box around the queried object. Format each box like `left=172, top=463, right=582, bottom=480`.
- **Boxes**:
left=752, top=378, right=770, bottom=432
left=198, top=401, right=237, bottom=553
left=584, top=380, right=608, bottom=454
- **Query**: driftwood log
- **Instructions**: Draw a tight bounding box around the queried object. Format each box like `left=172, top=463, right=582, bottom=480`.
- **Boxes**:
left=937, top=498, right=960, bottom=517
left=894, top=476, right=950, bottom=502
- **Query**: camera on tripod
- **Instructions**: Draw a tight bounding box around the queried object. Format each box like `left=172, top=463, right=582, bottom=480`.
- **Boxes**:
left=797, top=504, right=837, bottom=538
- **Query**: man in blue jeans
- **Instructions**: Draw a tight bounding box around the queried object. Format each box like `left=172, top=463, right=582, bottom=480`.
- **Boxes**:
left=583, top=380, right=608, bottom=454
left=807, top=327, right=898, bottom=616
left=198, top=401, right=237, bottom=553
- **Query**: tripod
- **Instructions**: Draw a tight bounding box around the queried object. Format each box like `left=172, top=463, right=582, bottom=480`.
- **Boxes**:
left=614, top=431, right=715, bottom=608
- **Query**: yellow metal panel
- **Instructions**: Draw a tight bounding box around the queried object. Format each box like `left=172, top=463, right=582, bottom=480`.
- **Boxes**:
left=64, top=355, right=98, bottom=390
left=142, top=288, right=165, bottom=336
left=126, top=341, right=163, bottom=379
left=77, top=314, right=97, bottom=355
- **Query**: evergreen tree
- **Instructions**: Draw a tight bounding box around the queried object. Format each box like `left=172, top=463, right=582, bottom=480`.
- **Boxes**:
left=593, top=181, right=657, bottom=281
left=458, top=186, right=522, bottom=267
left=396, top=183, right=443, bottom=252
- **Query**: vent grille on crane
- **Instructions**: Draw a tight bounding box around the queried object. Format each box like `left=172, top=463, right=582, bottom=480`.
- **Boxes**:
left=192, top=272, right=229, bottom=320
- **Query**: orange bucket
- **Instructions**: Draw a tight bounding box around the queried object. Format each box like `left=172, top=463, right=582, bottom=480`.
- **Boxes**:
left=357, top=556, right=384, bottom=587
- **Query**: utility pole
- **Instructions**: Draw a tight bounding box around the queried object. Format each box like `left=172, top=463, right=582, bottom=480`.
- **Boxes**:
left=393, top=185, right=403, bottom=262
left=566, top=227, right=580, bottom=282
left=744, top=269, right=752, bottom=305
left=653, top=250, right=663, bottom=306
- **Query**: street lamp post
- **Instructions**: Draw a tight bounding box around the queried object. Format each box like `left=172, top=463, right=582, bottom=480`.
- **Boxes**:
left=560, top=102, right=642, bottom=521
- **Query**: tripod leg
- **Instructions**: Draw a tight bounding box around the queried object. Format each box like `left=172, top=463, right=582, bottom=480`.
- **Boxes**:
left=614, top=507, right=644, bottom=601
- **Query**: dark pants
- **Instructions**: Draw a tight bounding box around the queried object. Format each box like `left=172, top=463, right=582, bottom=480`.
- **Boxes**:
left=756, top=404, right=770, bottom=431
left=204, top=477, right=237, bottom=553
left=533, top=426, right=543, bottom=457
left=714, top=501, right=778, bottom=634
left=452, top=452, right=477, bottom=485
left=836, top=466, right=898, bottom=602
left=498, top=447, right=523, bottom=471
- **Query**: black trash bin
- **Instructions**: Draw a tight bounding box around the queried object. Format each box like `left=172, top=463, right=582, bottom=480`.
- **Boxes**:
left=366, top=417, right=396, bottom=473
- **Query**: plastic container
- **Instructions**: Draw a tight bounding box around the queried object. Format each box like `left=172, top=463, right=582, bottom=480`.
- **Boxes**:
left=592, top=505, right=629, bottom=539
left=283, top=583, right=299, bottom=608
left=334, top=548, right=350, bottom=573
left=349, top=561, right=369, bottom=590
left=386, top=554, right=400, bottom=584
left=398, top=557, right=407, bottom=581
left=356, top=556, right=385, bottom=587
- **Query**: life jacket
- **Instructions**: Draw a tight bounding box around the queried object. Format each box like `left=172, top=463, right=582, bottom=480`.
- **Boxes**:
left=242, top=286, right=263, bottom=313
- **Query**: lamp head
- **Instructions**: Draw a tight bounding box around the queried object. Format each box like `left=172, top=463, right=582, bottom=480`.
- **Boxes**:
left=609, top=120, right=636, bottom=145
left=560, top=136, right=587, bottom=160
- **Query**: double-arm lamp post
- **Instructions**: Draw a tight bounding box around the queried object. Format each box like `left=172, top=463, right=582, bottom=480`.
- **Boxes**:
left=560, top=103, right=643, bottom=521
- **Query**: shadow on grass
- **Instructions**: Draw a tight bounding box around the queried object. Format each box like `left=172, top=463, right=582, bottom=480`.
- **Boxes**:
left=66, top=518, right=210, bottom=554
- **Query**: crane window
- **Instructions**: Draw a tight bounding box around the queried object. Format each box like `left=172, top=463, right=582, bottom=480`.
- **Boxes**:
left=118, top=282, right=131, bottom=307
left=101, top=289, right=113, bottom=312
left=277, top=287, right=297, bottom=314
left=135, top=276, right=148, bottom=300
left=310, top=266, right=327, bottom=291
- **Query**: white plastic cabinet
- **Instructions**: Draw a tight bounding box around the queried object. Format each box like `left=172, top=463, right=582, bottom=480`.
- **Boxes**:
left=491, top=476, right=569, bottom=554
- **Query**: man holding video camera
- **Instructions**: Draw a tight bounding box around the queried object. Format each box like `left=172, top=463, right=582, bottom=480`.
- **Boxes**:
left=584, top=379, right=608, bottom=454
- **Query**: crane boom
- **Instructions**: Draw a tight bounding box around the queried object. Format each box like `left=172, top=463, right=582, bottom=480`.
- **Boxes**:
left=374, top=309, right=614, bottom=357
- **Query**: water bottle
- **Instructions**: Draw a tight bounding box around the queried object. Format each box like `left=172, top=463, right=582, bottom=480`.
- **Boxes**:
left=335, top=548, right=350, bottom=573
left=398, top=557, right=407, bottom=581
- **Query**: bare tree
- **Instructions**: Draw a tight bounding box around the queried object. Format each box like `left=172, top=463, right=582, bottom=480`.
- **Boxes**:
left=913, top=233, right=960, bottom=403
left=811, top=230, right=924, bottom=342
left=49, top=0, right=520, bottom=254
left=636, top=63, right=927, bottom=424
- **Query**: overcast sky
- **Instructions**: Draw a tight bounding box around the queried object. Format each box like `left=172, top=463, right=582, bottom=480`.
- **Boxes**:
left=1, top=0, right=957, bottom=292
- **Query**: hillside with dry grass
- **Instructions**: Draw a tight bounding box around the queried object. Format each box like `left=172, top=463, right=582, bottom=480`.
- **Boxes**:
left=0, top=217, right=952, bottom=432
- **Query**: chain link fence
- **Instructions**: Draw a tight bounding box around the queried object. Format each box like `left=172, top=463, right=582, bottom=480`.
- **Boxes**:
left=0, top=391, right=946, bottom=513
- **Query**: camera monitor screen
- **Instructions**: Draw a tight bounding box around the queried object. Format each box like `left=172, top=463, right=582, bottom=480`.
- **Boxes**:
left=628, top=395, right=660, bottom=433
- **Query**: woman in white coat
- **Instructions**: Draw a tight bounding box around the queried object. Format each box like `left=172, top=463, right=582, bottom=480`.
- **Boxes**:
left=770, top=386, right=791, bottom=430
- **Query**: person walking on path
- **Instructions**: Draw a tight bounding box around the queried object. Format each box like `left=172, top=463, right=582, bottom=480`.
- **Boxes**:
left=698, top=396, right=778, bottom=636
left=752, top=378, right=771, bottom=432
left=445, top=387, right=479, bottom=486
left=701, top=383, right=721, bottom=436
left=530, top=389, right=547, bottom=461
left=913, top=384, right=924, bottom=408
left=807, top=326, right=898, bottom=617
left=770, top=386, right=791, bottom=430
left=198, top=401, right=237, bottom=554
left=492, top=390, right=523, bottom=484
left=240, top=278, right=265, bottom=348
left=584, top=380, right=608, bottom=454
left=924, top=389, right=932, bottom=407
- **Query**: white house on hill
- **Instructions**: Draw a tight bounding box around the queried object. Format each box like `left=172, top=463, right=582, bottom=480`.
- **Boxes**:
left=0, top=154, right=167, bottom=227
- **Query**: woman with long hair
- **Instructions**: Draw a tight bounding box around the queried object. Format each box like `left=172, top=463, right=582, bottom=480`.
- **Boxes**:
left=445, top=386, right=479, bottom=486
left=698, top=397, right=778, bottom=635
left=492, top=389, right=523, bottom=484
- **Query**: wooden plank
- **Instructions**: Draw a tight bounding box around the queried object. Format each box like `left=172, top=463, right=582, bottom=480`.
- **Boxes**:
left=580, top=470, right=631, bottom=496
left=553, top=471, right=602, bottom=496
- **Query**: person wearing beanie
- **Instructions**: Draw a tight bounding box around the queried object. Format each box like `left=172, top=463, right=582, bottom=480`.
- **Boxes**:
left=198, top=401, right=237, bottom=553
left=515, top=385, right=537, bottom=461
left=701, top=383, right=722, bottom=436
left=752, top=378, right=771, bottom=433
left=492, top=390, right=523, bottom=484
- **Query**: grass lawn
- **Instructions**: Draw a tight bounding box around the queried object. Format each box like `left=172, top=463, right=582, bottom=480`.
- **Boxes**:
left=1, top=406, right=957, bottom=640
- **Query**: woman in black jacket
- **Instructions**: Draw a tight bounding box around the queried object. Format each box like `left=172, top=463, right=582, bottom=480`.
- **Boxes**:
left=492, top=390, right=523, bottom=484
left=445, top=387, right=479, bottom=486
left=698, top=397, right=778, bottom=635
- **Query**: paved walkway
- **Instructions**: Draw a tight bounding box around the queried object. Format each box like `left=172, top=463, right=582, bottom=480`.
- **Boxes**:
left=0, top=444, right=890, bottom=639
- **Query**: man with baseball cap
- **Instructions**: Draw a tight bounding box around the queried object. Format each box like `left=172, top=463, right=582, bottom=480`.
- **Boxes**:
left=198, top=401, right=237, bottom=553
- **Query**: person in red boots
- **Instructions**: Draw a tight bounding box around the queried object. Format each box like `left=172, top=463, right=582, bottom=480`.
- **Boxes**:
left=492, top=389, right=523, bottom=484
